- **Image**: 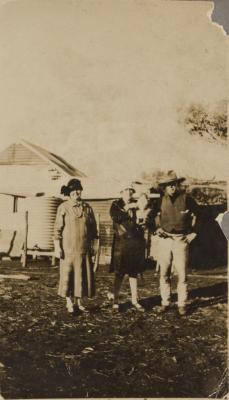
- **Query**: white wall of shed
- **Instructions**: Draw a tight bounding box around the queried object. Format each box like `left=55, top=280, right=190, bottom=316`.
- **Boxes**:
left=0, top=165, right=68, bottom=197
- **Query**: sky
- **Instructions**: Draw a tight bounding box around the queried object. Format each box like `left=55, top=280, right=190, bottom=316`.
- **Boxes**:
left=0, top=0, right=228, bottom=181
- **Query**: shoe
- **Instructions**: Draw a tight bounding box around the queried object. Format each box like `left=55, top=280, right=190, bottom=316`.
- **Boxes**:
left=112, top=303, right=119, bottom=312
left=78, top=305, right=87, bottom=312
left=107, top=292, right=114, bottom=301
left=66, top=302, right=74, bottom=313
left=132, top=302, right=145, bottom=312
left=178, top=306, right=186, bottom=316
left=157, top=305, right=170, bottom=313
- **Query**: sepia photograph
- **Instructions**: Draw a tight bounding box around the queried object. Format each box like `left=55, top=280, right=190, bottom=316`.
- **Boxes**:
left=0, top=0, right=228, bottom=398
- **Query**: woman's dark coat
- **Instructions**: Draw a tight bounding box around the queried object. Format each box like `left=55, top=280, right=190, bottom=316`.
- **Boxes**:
left=110, top=198, right=146, bottom=276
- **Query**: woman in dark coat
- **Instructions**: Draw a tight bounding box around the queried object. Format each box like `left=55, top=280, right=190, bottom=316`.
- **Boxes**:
left=109, top=185, right=145, bottom=312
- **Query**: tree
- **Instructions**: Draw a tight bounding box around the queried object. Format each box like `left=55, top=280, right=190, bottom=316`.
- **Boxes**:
left=140, top=168, right=166, bottom=188
left=212, top=112, right=227, bottom=140
left=182, top=102, right=227, bottom=145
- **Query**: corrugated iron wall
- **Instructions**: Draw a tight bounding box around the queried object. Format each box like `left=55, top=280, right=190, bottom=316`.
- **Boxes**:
left=21, top=197, right=63, bottom=251
left=0, top=195, right=116, bottom=264
left=0, top=143, right=49, bottom=165
left=87, top=199, right=115, bottom=265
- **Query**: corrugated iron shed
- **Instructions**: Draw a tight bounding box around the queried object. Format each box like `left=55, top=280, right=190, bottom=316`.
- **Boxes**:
left=88, top=198, right=115, bottom=264
left=0, top=143, right=47, bottom=165
left=0, top=140, right=86, bottom=178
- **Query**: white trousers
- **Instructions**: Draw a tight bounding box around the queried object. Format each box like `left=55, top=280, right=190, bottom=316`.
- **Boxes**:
left=157, top=235, right=189, bottom=307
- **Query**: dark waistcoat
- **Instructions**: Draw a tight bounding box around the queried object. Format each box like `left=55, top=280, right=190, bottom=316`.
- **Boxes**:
left=160, top=193, right=192, bottom=233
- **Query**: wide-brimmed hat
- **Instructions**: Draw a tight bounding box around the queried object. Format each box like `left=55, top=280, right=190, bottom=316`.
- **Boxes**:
left=158, top=170, right=185, bottom=186
left=61, top=179, right=83, bottom=196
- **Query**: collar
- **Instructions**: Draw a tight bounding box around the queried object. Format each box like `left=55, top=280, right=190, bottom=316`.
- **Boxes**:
left=68, top=199, right=83, bottom=207
left=165, top=190, right=180, bottom=198
left=164, top=191, right=181, bottom=203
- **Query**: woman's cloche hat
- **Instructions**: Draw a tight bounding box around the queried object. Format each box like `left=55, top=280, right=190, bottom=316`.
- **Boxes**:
left=61, top=179, right=83, bottom=196
left=120, top=183, right=136, bottom=194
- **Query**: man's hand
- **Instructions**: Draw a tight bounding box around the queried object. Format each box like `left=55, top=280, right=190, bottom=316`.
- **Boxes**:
left=156, top=228, right=168, bottom=238
left=184, top=232, right=197, bottom=244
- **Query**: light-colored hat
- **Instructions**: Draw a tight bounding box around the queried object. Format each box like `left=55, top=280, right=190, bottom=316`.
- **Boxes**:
left=158, top=170, right=185, bottom=186
left=120, top=183, right=136, bottom=193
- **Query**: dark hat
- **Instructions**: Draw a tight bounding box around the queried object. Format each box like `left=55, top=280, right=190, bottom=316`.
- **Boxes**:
left=158, top=170, right=185, bottom=186
left=61, top=179, right=83, bottom=196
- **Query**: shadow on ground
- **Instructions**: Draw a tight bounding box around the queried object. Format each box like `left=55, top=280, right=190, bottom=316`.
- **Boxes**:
left=140, top=281, right=227, bottom=313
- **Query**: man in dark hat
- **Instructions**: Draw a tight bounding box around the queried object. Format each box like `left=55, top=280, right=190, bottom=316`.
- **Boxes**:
left=155, top=171, right=198, bottom=316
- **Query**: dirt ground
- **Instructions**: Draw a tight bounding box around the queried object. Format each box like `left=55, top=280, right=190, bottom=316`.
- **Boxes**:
left=0, top=260, right=227, bottom=399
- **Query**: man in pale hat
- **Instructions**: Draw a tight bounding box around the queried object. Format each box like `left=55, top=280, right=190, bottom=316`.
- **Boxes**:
left=155, top=170, right=198, bottom=316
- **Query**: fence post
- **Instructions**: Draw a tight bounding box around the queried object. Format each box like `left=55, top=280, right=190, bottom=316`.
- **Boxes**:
left=21, top=211, right=28, bottom=268
left=93, top=213, right=100, bottom=272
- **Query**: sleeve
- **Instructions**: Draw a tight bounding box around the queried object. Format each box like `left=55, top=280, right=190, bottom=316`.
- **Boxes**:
left=88, top=206, right=98, bottom=240
left=187, top=196, right=199, bottom=216
left=110, top=201, right=129, bottom=224
left=145, top=208, right=157, bottom=233
left=54, top=204, right=65, bottom=240
left=186, top=196, right=199, bottom=233
left=153, top=198, right=162, bottom=229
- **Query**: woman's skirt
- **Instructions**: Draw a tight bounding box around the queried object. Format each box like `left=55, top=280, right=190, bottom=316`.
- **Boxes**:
left=110, top=236, right=146, bottom=276
left=58, top=252, right=95, bottom=298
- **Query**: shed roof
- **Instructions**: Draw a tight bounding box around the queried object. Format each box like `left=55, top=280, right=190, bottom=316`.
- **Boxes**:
left=0, top=140, right=86, bottom=177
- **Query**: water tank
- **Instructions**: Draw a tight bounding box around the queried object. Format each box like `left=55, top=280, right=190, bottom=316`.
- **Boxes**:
left=22, top=197, right=63, bottom=251
left=0, top=194, right=14, bottom=217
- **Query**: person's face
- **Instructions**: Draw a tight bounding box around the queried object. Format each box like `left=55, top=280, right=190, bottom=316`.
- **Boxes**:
left=165, top=182, right=178, bottom=196
left=69, top=189, right=82, bottom=202
left=122, top=188, right=134, bottom=203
